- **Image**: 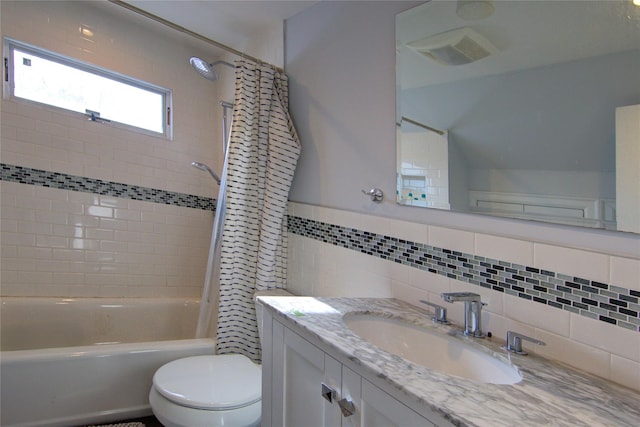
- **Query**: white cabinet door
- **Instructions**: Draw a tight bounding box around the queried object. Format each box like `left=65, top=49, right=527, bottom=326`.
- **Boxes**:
left=323, top=352, right=344, bottom=427
left=266, top=317, right=440, bottom=427
left=340, top=365, right=362, bottom=427
left=281, top=326, right=333, bottom=427
left=360, top=379, right=434, bottom=427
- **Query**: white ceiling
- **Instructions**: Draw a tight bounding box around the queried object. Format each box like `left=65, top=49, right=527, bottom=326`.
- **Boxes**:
left=397, top=0, right=640, bottom=89
left=119, top=0, right=319, bottom=57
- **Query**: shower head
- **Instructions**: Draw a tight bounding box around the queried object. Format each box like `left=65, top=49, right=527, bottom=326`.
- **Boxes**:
left=192, top=161, right=221, bottom=185
left=189, top=57, right=234, bottom=81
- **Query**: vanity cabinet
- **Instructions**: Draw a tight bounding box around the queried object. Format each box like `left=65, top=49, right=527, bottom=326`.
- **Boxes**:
left=261, top=311, right=444, bottom=427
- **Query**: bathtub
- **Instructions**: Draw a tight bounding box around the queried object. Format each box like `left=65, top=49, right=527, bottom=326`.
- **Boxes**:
left=0, top=297, right=217, bottom=427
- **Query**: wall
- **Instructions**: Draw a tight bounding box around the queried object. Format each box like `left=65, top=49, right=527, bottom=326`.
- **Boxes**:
left=0, top=1, right=231, bottom=298
left=401, top=50, right=639, bottom=205
left=284, top=1, right=640, bottom=392
left=616, top=104, right=640, bottom=234
left=285, top=0, right=637, bottom=257
left=403, top=50, right=638, bottom=177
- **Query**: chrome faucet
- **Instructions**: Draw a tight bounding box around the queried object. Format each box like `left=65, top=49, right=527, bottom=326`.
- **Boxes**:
left=440, top=292, right=486, bottom=338
left=419, top=300, right=449, bottom=324
left=504, top=331, right=546, bottom=355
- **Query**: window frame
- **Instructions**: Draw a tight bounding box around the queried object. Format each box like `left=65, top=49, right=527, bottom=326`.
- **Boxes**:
left=3, top=37, right=173, bottom=139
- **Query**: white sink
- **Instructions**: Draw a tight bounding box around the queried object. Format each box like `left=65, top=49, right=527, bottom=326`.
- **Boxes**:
left=343, top=313, right=522, bottom=385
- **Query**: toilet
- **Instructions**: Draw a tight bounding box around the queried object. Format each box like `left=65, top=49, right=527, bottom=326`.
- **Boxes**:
left=149, top=289, right=292, bottom=427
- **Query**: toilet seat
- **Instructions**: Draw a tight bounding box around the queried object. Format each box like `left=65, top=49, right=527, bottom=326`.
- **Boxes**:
left=153, top=354, right=261, bottom=411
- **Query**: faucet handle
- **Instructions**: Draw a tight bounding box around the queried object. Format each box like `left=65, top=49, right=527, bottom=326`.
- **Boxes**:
left=440, top=292, right=481, bottom=303
left=419, top=300, right=449, bottom=324
left=504, top=331, right=546, bottom=355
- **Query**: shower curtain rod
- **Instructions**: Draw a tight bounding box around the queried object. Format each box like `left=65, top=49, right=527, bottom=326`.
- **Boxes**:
left=107, top=0, right=284, bottom=73
left=397, top=116, right=446, bottom=136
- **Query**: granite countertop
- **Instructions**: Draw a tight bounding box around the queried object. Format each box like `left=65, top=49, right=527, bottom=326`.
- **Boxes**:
left=258, top=296, right=640, bottom=427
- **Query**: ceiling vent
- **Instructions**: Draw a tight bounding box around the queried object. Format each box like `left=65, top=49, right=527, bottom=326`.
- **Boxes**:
left=407, top=27, right=499, bottom=66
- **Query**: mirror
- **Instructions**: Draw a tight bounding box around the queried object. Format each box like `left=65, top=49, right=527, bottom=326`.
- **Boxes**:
left=396, top=0, right=640, bottom=233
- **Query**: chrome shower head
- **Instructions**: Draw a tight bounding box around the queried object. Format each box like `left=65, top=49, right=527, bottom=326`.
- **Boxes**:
left=189, top=57, right=234, bottom=81
left=192, top=161, right=221, bottom=185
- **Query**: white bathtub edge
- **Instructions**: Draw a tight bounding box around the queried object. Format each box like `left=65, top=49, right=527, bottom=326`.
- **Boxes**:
left=1, top=338, right=216, bottom=427
left=1, top=338, right=215, bottom=363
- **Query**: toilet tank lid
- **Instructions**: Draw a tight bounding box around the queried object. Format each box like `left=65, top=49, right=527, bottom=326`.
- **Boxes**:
left=153, top=354, right=261, bottom=410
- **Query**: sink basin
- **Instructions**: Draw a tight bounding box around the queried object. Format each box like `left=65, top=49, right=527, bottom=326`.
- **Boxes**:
left=343, top=313, right=522, bottom=385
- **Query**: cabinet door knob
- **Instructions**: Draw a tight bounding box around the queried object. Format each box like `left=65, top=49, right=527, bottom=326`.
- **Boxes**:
left=321, top=383, right=336, bottom=403
left=338, top=398, right=356, bottom=417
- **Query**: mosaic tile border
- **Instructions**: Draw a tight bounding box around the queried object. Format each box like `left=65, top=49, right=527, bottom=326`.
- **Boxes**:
left=0, top=163, right=216, bottom=211
left=288, top=216, right=640, bottom=333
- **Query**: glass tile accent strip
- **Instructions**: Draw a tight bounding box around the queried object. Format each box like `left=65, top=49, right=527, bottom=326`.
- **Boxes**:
left=0, top=163, right=215, bottom=211
left=288, top=216, right=640, bottom=333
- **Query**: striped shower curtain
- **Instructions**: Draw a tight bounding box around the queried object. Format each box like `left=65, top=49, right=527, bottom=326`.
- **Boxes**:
left=215, top=60, right=301, bottom=362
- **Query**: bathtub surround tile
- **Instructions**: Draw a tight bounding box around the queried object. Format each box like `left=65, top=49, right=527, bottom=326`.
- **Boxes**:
left=1, top=1, right=227, bottom=302
left=1, top=179, right=213, bottom=298
left=287, top=215, right=640, bottom=334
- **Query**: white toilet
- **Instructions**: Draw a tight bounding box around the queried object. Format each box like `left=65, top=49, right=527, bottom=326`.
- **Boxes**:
left=149, top=289, right=292, bottom=427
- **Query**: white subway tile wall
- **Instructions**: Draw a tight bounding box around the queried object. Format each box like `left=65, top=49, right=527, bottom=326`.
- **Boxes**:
left=474, top=234, right=534, bottom=266
left=287, top=202, right=640, bottom=392
left=534, top=243, right=610, bottom=284
left=1, top=1, right=227, bottom=298
left=1, top=1, right=223, bottom=199
left=1, top=181, right=211, bottom=298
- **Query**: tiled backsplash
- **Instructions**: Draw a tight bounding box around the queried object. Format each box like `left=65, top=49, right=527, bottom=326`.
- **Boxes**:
left=288, top=216, right=640, bottom=333
left=285, top=202, right=640, bottom=391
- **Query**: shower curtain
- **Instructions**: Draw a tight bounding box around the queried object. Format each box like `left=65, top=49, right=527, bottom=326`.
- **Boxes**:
left=215, top=59, right=301, bottom=362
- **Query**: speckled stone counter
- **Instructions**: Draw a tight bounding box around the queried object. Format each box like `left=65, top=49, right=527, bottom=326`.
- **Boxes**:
left=258, top=296, right=640, bottom=427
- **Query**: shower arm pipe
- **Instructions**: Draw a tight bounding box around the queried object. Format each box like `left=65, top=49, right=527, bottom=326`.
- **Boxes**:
left=107, top=0, right=284, bottom=73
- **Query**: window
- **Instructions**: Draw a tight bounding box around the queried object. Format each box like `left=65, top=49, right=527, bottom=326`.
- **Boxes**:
left=3, top=38, right=171, bottom=137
